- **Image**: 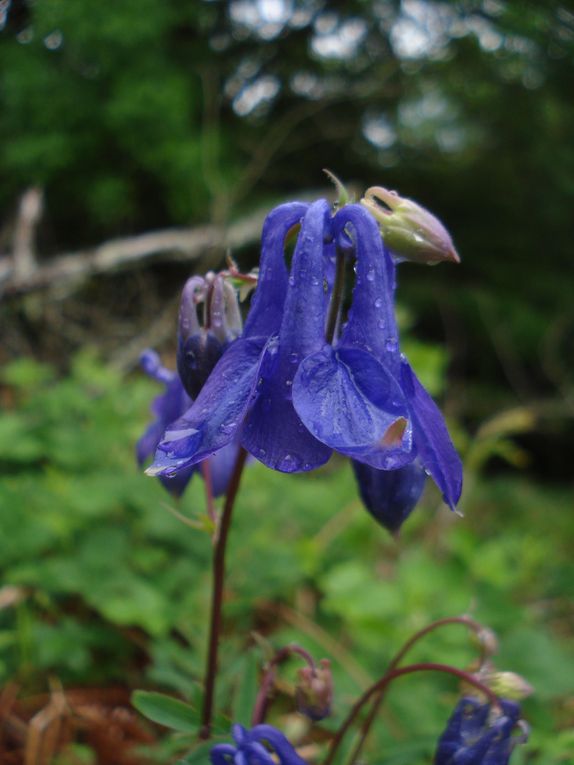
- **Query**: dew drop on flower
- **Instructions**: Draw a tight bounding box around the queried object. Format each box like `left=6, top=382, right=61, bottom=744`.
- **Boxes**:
left=366, top=268, right=375, bottom=282
left=278, top=453, right=301, bottom=471
left=374, top=297, right=383, bottom=308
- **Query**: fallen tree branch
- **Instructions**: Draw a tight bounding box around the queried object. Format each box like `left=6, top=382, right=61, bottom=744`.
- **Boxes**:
left=0, top=204, right=273, bottom=298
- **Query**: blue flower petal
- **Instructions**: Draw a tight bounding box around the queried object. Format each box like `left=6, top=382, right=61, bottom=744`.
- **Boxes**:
left=137, top=350, right=197, bottom=497
left=400, top=359, right=463, bottom=510
left=250, top=725, right=308, bottom=765
left=244, top=202, right=309, bottom=340
left=293, top=345, right=409, bottom=453
left=333, top=205, right=401, bottom=373
left=148, top=337, right=267, bottom=476
left=352, top=460, right=427, bottom=533
left=241, top=357, right=332, bottom=472
left=178, top=332, right=225, bottom=400
left=210, top=744, right=237, bottom=765
left=209, top=441, right=244, bottom=496
left=242, top=201, right=333, bottom=471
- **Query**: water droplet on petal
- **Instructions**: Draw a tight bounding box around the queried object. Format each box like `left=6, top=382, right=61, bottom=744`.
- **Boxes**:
left=278, top=453, right=301, bottom=471
left=374, top=297, right=383, bottom=308
left=385, top=338, right=398, bottom=353
left=289, top=352, right=299, bottom=364
left=288, top=276, right=296, bottom=286
left=366, top=268, right=375, bottom=282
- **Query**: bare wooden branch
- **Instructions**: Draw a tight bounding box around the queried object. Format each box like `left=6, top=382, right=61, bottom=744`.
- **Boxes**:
left=12, top=187, right=43, bottom=280
left=0, top=190, right=327, bottom=298
left=0, top=206, right=264, bottom=298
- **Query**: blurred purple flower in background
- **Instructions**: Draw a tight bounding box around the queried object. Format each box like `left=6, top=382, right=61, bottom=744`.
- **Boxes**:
left=210, top=724, right=307, bottom=765
left=434, top=696, right=527, bottom=765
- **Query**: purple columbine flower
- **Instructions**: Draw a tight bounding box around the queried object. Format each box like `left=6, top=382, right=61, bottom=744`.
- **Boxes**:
left=210, top=724, right=308, bottom=765
left=291, top=203, right=462, bottom=514
left=434, top=697, right=527, bottom=765
left=146, top=201, right=330, bottom=477
left=147, top=198, right=462, bottom=521
left=138, top=271, right=244, bottom=497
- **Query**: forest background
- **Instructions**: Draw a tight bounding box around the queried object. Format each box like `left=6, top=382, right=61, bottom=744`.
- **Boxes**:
left=0, top=1, right=573, bottom=763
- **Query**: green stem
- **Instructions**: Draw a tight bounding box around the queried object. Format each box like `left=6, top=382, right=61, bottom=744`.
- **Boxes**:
left=199, top=447, right=248, bottom=740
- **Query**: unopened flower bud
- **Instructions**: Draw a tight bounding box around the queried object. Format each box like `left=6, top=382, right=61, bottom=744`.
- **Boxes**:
left=361, top=186, right=460, bottom=265
left=295, top=659, right=333, bottom=721
left=177, top=273, right=242, bottom=399
left=483, top=670, right=534, bottom=701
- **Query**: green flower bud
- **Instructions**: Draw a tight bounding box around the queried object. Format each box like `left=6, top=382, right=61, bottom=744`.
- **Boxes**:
left=483, top=670, right=534, bottom=701
left=361, top=186, right=460, bottom=265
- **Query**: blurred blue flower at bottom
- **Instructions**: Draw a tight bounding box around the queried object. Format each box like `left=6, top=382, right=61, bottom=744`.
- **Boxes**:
left=434, top=696, right=527, bottom=764
left=210, top=724, right=307, bottom=765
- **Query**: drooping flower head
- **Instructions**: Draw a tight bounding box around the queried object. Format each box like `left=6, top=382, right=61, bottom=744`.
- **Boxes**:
left=295, top=658, right=333, bottom=721
left=147, top=194, right=462, bottom=526
left=434, top=696, right=528, bottom=764
left=138, top=271, right=244, bottom=498
left=177, top=272, right=242, bottom=400
left=210, top=724, right=307, bottom=765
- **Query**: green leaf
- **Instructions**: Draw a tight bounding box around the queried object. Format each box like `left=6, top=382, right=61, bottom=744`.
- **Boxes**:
left=232, top=649, right=261, bottom=727
left=131, top=690, right=198, bottom=733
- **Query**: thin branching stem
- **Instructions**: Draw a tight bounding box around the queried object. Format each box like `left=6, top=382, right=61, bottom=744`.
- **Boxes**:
left=350, top=616, right=490, bottom=761
left=323, top=662, right=500, bottom=765
left=251, top=644, right=316, bottom=726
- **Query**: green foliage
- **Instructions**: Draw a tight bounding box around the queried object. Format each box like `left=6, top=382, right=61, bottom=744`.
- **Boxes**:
left=132, top=691, right=198, bottom=734
left=0, top=354, right=572, bottom=763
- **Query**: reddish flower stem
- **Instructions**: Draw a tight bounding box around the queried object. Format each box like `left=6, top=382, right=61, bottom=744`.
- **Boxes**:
left=199, top=447, right=248, bottom=740
left=323, top=662, right=500, bottom=765
left=349, top=616, right=490, bottom=763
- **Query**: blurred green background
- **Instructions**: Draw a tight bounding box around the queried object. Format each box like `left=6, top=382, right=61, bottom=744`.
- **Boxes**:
left=0, top=1, right=573, bottom=763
